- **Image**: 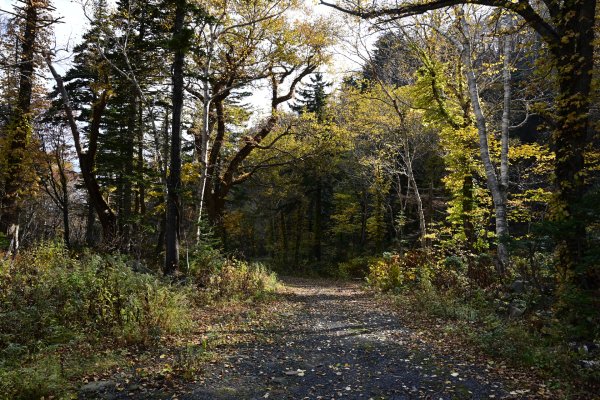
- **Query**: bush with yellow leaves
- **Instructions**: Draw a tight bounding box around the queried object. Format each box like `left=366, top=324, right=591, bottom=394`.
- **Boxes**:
left=366, top=250, right=430, bottom=292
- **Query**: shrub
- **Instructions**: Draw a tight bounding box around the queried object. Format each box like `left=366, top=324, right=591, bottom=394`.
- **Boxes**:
left=366, top=250, right=430, bottom=292
left=0, top=244, right=191, bottom=349
left=337, top=256, right=375, bottom=279
left=188, top=245, right=279, bottom=302
left=0, top=354, right=66, bottom=400
left=0, top=243, right=193, bottom=399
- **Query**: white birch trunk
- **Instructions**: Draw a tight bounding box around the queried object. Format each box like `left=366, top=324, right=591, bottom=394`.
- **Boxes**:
left=458, top=12, right=509, bottom=270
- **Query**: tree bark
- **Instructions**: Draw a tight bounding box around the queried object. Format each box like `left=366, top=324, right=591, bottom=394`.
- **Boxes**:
left=164, top=0, right=187, bottom=275
left=55, top=142, right=71, bottom=247
left=314, top=180, right=323, bottom=261
left=498, top=29, right=512, bottom=268
left=195, top=30, right=216, bottom=242
left=458, top=12, right=509, bottom=271
left=46, top=55, right=118, bottom=247
left=462, top=174, right=475, bottom=247
left=86, top=198, right=96, bottom=246
left=2, top=0, right=40, bottom=257
left=550, top=0, right=595, bottom=287
left=121, top=92, right=137, bottom=250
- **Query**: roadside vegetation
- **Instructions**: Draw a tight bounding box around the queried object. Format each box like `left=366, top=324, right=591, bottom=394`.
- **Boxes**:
left=0, top=242, right=278, bottom=399
left=0, top=0, right=598, bottom=398
left=361, top=246, right=599, bottom=396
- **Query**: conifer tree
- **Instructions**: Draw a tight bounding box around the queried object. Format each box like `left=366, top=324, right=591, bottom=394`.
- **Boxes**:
left=291, top=73, right=332, bottom=121
left=0, top=0, right=55, bottom=256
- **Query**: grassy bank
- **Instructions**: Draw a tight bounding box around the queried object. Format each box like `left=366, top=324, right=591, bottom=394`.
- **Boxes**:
left=361, top=251, right=599, bottom=398
left=0, top=243, right=278, bottom=399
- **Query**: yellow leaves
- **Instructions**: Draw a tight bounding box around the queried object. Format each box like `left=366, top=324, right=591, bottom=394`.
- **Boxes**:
left=223, top=210, right=251, bottom=238
left=366, top=251, right=426, bottom=292
left=481, top=60, right=502, bottom=77
left=181, top=162, right=199, bottom=185
left=510, top=143, right=544, bottom=159
left=330, top=193, right=362, bottom=236
left=510, top=143, right=553, bottom=177
left=0, top=115, right=41, bottom=205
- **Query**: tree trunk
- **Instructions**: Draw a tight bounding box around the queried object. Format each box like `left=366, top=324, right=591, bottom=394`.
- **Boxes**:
left=458, top=13, right=509, bottom=271
left=56, top=146, right=70, bottom=248
left=280, top=212, right=288, bottom=264
left=85, top=198, right=96, bottom=247
left=404, top=145, right=427, bottom=247
left=360, top=189, right=368, bottom=248
left=46, top=56, right=117, bottom=247
left=462, top=174, right=475, bottom=247
left=294, top=206, right=303, bottom=266
left=550, top=0, right=596, bottom=289
left=195, top=36, right=215, bottom=242
left=498, top=30, right=511, bottom=269
left=121, top=92, right=137, bottom=250
left=164, top=0, right=186, bottom=275
left=2, top=0, right=40, bottom=257
left=314, top=180, right=323, bottom=261
left=62, top=199, right=70, bottom=248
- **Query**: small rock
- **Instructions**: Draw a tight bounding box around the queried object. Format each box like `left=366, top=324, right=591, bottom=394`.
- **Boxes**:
left=284, top=369, right=305, bottom=377
left=80, top=380, right=116, bottom=394
left=509, top=280, right=527, bottom=293
left=508, top=299, right=527, bottom=318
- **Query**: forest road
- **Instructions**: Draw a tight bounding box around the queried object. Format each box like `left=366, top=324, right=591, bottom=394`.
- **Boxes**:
left=182, top=277, right=511, bottom=400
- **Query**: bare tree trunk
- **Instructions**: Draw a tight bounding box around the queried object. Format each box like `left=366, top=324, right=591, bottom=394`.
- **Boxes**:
left=294, top=206, right=303, bottom=266
left=122, top=92, right=137, bottom=250
left=498, top=29, right=511, bottom=267
left=85, top=198, right=96, bottom=247
left=46, top=55, right=117, bottom=247
left=196, top=31, right=215, bottom=243
left=314, top=180, right=323, bottom=261
left=462, top=174, right=475, bottom=247
left=164, top=0, right=186, bottom=275
left=56, top=142, right=71, bottom=248
left=404, top=146, right=426, bottom=247
left=280, top=212, right=288, bottom=263
left=458, top=12, right=509, bottom=271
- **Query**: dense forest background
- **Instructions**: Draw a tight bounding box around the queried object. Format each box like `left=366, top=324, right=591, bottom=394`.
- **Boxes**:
left=0, top=0, right=598, bottom=397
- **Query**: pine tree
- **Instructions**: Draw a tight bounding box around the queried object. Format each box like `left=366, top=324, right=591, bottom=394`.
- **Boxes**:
left=291, top=72, right=333, bottom=262
left=291, top=73, right=331, bottom=121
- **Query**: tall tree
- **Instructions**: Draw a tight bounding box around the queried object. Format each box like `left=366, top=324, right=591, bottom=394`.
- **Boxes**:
left=45, top=0, right=119, bottom=246
left=291, top=73, right=333, bottom=261
left=164, top=0, right=188, bottom=274
left=0, top=0, right=54, bottom=256
left=323, top=0, right=598, bottom=290
left=200, top=16, right=334, bottom=226
left=423, top=8, right=511, bottom=269
left=291, top=73, right=332, bottom=119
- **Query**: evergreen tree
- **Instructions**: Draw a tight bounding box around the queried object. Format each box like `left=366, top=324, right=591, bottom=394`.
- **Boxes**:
left=290, top=73, right=333, bottom=262
left=362, top=32, right=420, bottom=87
left=0, top=0, right=55, bottom=255
left=291, top=73, right=331, bottom=121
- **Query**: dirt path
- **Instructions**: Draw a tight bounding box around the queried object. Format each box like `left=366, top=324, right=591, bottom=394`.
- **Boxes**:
left=179, top=278, right=509, bottom=399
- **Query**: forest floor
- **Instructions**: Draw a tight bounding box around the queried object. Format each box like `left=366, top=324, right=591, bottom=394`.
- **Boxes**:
left=81, top=278, right=560, bottom=400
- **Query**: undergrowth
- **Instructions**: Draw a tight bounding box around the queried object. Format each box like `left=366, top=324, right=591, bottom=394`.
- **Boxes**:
left=364, top=249, right=600, bottom=397
left=189, top=243, right=279, bottom=301
left=0, top=242, right=279, bottom=399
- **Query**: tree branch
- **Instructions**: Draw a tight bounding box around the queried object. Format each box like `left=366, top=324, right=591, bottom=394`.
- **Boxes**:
left=320, top=0, right=559, bottom=46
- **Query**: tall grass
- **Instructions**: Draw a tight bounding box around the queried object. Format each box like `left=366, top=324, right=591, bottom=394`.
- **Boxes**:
left=0, top=243, right=192, bottom=399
